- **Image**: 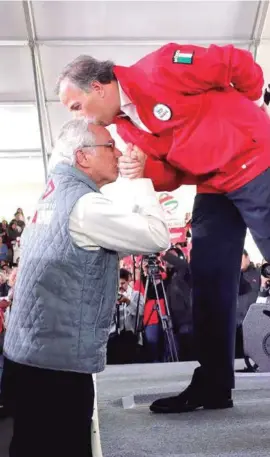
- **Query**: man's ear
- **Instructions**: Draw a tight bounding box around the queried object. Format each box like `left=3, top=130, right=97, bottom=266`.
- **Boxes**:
left=75, top=149, right=90, bottom=169
left=90, top=81, right=105, bottom=97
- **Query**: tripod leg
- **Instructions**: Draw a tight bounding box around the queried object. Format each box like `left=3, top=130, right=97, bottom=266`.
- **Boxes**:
left=151, top=280, right=178, bottom=362
left=163, top=323, right=179, bottom=363
left=164, top=329, right=174, bottom=362
left=170, top=330, right=179, bottom=362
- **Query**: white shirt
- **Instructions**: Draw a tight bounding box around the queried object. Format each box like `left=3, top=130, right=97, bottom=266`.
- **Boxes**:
left=256, top=296, right=269, bottom=303
left=118, top=83, right=152, bottom=133
left=254, top=94, right=264, bottom=108
left=12, top=240, right=20, bottom=264
left=110, top=284, right=144, bottom=335
left=69, top=178, right=170, bottom=254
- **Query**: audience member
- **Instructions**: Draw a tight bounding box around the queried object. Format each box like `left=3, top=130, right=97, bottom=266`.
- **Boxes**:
left=0, top=267, right=17, bottom=418
left=0, top=272, right=9, bottom=298
left=163, top=248, right=193, bottom=361
left=0, top=220, right=8, bottom=240
left=10, top=211, right=25, bottom=232
left=107, top=268, right=144, bottom=364
left=0, top=237, right=8, bottom=262
left=236, top=249, right=261, bottom=357
left=8, top=221, right=21, bottom=241
left=137, top=257, right=168, bottom=362
left=12, top=238, right=21, bottom=266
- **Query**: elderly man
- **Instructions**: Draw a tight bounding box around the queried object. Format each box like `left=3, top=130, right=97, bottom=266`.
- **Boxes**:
left=1, top=119, right=169, bottom=457
left=57, top=45, right=270, bottom=415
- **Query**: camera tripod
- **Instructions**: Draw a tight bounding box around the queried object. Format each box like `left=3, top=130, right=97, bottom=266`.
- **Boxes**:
left=144, top=271, right=179, bottom=363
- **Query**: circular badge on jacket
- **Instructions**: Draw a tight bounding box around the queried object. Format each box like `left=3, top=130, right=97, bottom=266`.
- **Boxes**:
left=153, top=104, right=172, bottom=121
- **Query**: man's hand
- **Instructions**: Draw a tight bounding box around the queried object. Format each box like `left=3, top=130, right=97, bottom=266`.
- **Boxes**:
left=118, top=143, right=146, bottom=179
left=117, top=294, right=130, bottom=305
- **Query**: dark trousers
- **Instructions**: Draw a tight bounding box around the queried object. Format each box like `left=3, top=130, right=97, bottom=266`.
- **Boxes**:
left=191, top=168, right=270, bottom=391
left=144, top=324, right=163, bottom=362
left=1, top=358, right=94, bottom=457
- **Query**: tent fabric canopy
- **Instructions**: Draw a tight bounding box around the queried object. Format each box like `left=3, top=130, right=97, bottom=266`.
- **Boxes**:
left=0, top=0, right=269, bottom=178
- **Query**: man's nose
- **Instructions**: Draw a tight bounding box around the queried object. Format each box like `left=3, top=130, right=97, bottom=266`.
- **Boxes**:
left=114, top=148, right=122, bottom=159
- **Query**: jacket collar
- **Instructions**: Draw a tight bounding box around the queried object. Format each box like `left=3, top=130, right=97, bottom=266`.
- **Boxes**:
left=118, top=82, right=132, bottom=109
left=114, top=65, right=168, bottom=133
left=52, top=163, right=100, bottom=193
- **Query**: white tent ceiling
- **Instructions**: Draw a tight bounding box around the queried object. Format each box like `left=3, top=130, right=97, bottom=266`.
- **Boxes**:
left=0, top=0, right=270, bottom=181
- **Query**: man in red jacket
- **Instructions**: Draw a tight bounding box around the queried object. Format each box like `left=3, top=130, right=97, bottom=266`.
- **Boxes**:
left=58, top=43, right=270, bottom=414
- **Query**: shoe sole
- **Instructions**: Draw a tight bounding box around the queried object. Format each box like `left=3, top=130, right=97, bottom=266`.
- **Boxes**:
left=150, top=401, right=234, bottom=414
left=150, top=404, right=202, bottom=414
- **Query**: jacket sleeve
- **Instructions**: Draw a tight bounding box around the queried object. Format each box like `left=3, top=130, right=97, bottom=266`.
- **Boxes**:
left=156, top=43, right=264, bottom=102
left=144, top=155, right=197, bottom=191
left=70, top=179, right=170, bottom=254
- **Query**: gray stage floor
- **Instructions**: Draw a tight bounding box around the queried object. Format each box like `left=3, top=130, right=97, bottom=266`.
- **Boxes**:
left=1, top=361, right=270, bottom=457
left=97, top=361, right=270, bottom=457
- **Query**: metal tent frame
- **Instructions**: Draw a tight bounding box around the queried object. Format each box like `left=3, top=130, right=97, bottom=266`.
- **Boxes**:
left=0, top=0, right=269, bottom=181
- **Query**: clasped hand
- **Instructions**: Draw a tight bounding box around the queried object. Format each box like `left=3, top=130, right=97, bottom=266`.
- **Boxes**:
left=118, top=143, right=146, bottom=179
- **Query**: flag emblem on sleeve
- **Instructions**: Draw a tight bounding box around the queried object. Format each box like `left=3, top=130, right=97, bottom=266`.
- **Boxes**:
left=173, top=50, right=194, bottom=64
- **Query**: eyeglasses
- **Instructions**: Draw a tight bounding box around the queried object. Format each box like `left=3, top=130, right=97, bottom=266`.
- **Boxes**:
left=81, top=140, right=115, bottom=150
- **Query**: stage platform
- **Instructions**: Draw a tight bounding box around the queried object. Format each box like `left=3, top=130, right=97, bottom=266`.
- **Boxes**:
left=1, top=360, right=270, bottom=456
left=97, top=360, right=270, bottom=457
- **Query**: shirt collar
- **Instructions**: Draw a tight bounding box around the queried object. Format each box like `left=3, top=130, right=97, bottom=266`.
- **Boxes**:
left=118, top=82, right=132, bottom=109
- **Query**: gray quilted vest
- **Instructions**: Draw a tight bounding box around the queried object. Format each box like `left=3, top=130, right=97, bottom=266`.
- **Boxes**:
left=4, top=163, right=119, bottom=374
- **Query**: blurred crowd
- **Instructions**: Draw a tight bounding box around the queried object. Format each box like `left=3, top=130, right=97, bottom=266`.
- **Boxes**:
left=0, top=208, right=25, bottom=268
left=0, top=208, right=24, bottom=412
left=107, top=245, right=267, bottom=366
left=0, top=208, right=25, bottom=334
left=108, top=244, right=194, bottom=365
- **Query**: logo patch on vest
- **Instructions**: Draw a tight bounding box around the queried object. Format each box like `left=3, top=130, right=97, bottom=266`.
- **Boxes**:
left=32, top=179, right=56, bottom=225
left=42, top=179, right=55, bottom=200
left=153, top=104, right=172, bottom=121
left=173, top=50, right=194, bottom=65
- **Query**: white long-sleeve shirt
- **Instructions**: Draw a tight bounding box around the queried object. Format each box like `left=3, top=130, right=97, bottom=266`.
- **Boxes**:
left=118, top=83, right=152, bottom=133
left=69, top=178, right=170, bottom=254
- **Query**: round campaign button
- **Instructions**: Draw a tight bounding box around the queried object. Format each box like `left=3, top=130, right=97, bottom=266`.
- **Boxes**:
left=153, top=104, right=172, bottom=121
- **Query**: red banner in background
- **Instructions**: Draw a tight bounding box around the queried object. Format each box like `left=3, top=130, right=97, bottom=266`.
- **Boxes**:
left=168, top=226, right=186, bottom=243
left=120, top=193, right=193, bottom=271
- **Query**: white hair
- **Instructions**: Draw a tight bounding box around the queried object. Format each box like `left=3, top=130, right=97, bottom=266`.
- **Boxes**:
left=49, top=118, right=96, bottom=170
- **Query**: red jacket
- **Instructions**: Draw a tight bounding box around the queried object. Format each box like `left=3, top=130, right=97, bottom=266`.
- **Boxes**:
left=114, top=43, right=270, bottom=193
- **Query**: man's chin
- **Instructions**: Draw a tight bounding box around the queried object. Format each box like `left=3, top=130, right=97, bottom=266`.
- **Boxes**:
left=86, top=117, right=103, bottom=126
left=86, top=116, right=112, bottom=127
left=110, top=172, right=119, bottom=183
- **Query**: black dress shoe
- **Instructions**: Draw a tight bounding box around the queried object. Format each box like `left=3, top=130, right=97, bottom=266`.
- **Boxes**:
left=150, top=367, right=233, bottom=414
left=150, top=385, right=203, bottom=413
